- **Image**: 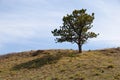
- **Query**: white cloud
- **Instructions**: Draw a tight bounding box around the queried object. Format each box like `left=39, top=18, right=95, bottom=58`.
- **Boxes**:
left=86, top=0, right=120, bottom=41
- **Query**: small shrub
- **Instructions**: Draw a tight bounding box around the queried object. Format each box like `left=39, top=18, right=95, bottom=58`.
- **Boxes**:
left=60, top=69, right=65, bottom=73
left=68, top=53, right=77, bottom=57
left=88, top=49, right=91, bottom=52
left=31, top=50, right=44, bottom=56
left=94, top=73, right=100, bottom=76
left=110, top=51, right=116, bottom=53
left=96, top=68, right=104, bottom=73
left=69, top=76, right=74, bottom=79
left=107, top=65, right=114, bottom=69
left=101, top=70, right=104, bottom=73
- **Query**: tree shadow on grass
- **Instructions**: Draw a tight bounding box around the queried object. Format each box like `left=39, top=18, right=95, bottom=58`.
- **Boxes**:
left=12, top=54, right=62, bottom=70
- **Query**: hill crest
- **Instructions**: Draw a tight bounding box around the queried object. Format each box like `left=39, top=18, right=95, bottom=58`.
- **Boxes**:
left=0, top=48, right=120, bottom=80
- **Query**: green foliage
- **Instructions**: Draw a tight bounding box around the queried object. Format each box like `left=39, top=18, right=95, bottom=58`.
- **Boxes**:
left=52, top=9, right=99, bottom=52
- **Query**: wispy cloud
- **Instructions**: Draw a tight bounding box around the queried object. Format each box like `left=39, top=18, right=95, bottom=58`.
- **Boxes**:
left=0, top=0, right=120, bottom=54
left=86, top=0, right=120, bottom=41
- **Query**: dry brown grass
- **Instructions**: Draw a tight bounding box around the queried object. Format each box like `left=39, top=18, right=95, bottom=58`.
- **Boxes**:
left=0, top=48, right=120, bottom=80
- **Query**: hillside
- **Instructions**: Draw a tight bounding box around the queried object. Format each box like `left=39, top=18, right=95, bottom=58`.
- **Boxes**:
left=0, top=48, right=120, bottom=80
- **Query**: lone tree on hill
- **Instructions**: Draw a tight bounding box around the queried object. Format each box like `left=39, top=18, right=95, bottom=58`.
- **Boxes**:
left=52, top=9, right=99, bottom=53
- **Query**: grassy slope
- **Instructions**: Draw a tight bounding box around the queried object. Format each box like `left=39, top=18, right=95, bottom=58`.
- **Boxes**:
left=0, top=48, right=120, bottom=80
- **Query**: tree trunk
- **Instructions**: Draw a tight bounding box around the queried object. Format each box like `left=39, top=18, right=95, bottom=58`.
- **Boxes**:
left=78, top=44, right=82, bottom=53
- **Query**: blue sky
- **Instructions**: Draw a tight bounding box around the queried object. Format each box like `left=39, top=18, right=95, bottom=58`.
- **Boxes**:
left=0, top=0, right=120, bottom=54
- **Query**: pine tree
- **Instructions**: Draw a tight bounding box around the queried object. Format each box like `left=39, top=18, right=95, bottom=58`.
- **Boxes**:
left=52, top=9, right=99, bottom=53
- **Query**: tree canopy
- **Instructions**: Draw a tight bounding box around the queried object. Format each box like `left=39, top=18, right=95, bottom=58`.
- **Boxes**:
left=52, top=9, right=99, bottom=53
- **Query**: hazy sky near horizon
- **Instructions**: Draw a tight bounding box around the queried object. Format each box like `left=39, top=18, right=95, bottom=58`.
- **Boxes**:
left=0, top=0, right=120, bottom=54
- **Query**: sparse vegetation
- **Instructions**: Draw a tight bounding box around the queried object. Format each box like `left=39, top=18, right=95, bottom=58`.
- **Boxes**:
left=0, top=48, right=120, bottom=80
